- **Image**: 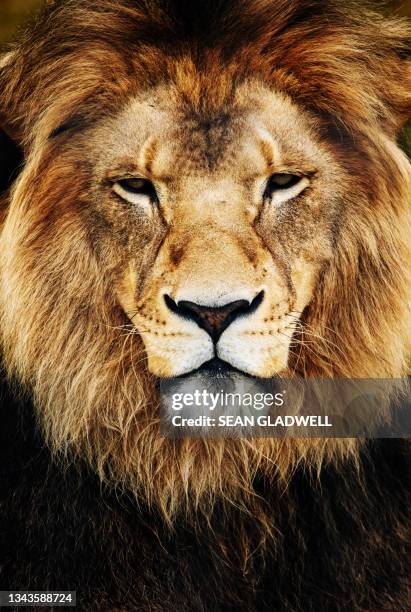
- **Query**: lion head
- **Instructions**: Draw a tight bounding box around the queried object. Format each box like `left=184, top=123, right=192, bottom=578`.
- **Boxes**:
left=0, top=0, right=410, bottom=523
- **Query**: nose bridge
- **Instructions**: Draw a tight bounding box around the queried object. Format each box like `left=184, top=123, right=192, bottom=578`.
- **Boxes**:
left=172, top=177, right=248, bottom=236
left=168, top=221, right=260, bottom=305
left=186, top=222, right=251, bottom=267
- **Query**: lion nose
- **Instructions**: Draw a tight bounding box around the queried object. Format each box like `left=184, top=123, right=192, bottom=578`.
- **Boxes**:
left=164, top=291, right=264, bottom=342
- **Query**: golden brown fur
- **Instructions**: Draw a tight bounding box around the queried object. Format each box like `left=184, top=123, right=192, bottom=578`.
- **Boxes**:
left=0, top=0, right=410, bottom=529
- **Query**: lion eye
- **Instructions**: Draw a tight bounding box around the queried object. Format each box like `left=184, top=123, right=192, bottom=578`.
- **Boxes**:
left=119, top=178, right=153, bottom=194
left=266, top=173, right=301, bottom=192
left=264, top=173, right=308, bottom=205
left=113, top=178, right=158, bottom=206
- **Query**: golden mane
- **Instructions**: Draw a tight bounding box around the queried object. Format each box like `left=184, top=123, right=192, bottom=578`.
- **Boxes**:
left=0, top=0, right=410, bottom=527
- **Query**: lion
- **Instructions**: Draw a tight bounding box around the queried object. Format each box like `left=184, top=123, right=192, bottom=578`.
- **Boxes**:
left=0, top=1, right=410, bottom=610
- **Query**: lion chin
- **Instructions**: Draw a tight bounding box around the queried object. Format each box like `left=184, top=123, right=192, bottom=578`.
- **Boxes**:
left=0, top=0, right=410, bottom=528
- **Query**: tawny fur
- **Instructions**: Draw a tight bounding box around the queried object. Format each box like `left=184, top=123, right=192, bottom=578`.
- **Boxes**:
left=0, top=0, right=410, bottom=529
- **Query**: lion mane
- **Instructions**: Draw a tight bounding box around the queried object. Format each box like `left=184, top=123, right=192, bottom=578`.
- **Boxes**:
left=0, top=1, right=410, bottom=609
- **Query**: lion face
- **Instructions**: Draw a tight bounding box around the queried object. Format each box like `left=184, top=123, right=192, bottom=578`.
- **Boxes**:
left=89, top=82, right=338, bottom=379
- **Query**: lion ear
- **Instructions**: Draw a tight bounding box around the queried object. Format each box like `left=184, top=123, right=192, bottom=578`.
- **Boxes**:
left=0, top=51, right=24, bottom=194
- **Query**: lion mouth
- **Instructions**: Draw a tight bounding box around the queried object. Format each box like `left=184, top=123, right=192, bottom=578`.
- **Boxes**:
left=173, top=357, right=257, bottom=381
left=158, top=356, right=281, bottom=420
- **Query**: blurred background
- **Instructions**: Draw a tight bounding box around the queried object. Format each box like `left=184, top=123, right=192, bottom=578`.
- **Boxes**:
left=1, top=0, right=43, bottom=43
left=0, top=0, right=410, bottom=44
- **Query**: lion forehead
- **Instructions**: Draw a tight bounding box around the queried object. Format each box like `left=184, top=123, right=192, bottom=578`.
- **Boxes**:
left=95, top=81, right=321, bottom=182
